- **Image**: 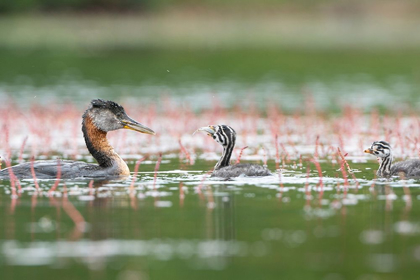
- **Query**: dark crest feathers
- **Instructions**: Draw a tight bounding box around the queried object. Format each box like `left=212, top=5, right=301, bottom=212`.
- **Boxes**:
left=91, top=99, right=125, bottom=115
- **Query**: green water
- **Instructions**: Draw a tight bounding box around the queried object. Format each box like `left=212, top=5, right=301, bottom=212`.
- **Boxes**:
left=2, top=48, right=420, bottom=279
left=2, top=49, right=419, bottom=85
left=1, top=159, right=420, bottom=280
left=1, top=49, right=420, bottom=111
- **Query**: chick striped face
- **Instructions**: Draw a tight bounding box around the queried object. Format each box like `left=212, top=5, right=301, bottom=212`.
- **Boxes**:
left=194, top=124, right=236, bottom=147
left=211, top=125, right=236, bottom=147
left=194, top=124, right=237, bottom=170
left=364, top=141, right=391, bottom=158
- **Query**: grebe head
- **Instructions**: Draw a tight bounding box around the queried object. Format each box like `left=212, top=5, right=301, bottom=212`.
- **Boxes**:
left=86, top=99, right=155, bottom=134
left=364, top=141, right=392, bottom=158
left=194, top=124, right=236, bottom=147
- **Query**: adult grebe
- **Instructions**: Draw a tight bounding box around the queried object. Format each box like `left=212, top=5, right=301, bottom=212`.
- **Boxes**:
left=364, top=140, right=420, bottom=178
left=0, top=99, right=155, bottom=180
left=195, top=124, right=271, bottom=178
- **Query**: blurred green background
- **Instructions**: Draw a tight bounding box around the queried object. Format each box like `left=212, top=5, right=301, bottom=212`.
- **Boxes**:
left=2, top=2, right=420, bottom=280
left=2, top=0, right=420, bottom=51
left=0, top=0, right=420, bottom=111
left=1, top=0, right=419, bottom=111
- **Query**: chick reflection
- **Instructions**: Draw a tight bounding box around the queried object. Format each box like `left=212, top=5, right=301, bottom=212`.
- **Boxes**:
left=201, top=185, right=236, bottom=242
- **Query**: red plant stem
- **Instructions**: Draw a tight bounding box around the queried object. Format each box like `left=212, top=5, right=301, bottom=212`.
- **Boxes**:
left=336, top=174, right=341, bottom=195
left=281, top=155, right=286, bottom=169
left=305, top=165, right=310, bottom=196
left=88, top=180, right=94, bottom=196
left=262, top=147, right=268, bottom=166
left=130, top=157, right=146, bottom=189
left=178, top=138, right=193, bottom=165
left=338, top=135, right=344, bottom=155
left=278, top=166, right=284, bottom=191
left=10, top=196, right=17, bottom=215
left=5, top=159, right=21, bottom=196
left=3, top=124, right=11, bottom=159
left=31, top=190, right=38, bottom=216
left=2, top=123, right=22, bottom=194
left=7, top=167, right=17, bottom=198
left=128, top=158, right=138, bottom=209
left=385, top=184, right=393, bottom=212
left=304, top=165, right=312, bottom=207
left=63, top=183, right=68, bottom=197
left=337, top=147, right=359, bottom=190
left=275, top=134, right=280, bottom=170
left=18, top=136, right=28, bottom=163
left=314, top=135, right=320, bottom=158
left=62, top=193, right=86, bottom=239
left=206, top=186, right=215, bottom=209
left=402, top=184, right=412, bottom=216
left=235, top=146, right=248, bottom=164
left=48, top=159, right=62, bottom=195
left=402, top=181, right=411, bottom=196
left=310, top=158, right=323, bottom=190
left=269, top=122, right=279, bottom=143
left=287, top=139, right=299, bottom=156
left=337, top=148, right=350, bottom=170
left=370, top=172, right=377, bottom=192
left=153, top=153, right=163, bottom=190
left=280, top=143, right=290, bottom=162
left=30, top=157, right=40, bottom=191
left=339, top=159, right=349, bottom=196
left=198, top=170, right=212, bottom=193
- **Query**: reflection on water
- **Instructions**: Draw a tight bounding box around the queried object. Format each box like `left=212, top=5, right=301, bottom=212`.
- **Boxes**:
left=2, top=239, right=259, bottom=269
left=1, top=176, right=248, bottom=271
left=1, top=165, right=420, bottom=279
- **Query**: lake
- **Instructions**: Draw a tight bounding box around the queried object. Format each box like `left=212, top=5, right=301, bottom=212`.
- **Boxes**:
left=1, top=49, right=420, bottom=280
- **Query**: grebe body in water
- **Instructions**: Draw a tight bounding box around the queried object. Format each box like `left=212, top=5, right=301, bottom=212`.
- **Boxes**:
left=195, top=125, right=271, bottom=178
left=0, top=99, right=155, bottom=180
left=364, top=140, right=420, bottom=178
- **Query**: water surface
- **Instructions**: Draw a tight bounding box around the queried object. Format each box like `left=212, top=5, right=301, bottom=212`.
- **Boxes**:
left=1, top=49, right=420, bottom=279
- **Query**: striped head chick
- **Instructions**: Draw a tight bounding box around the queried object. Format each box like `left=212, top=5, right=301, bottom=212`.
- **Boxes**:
left=195, top=124, right=272, bottom=178
left=364, top=141, right=393, bottom=177
left=194, top=125, right=236, bottom=169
